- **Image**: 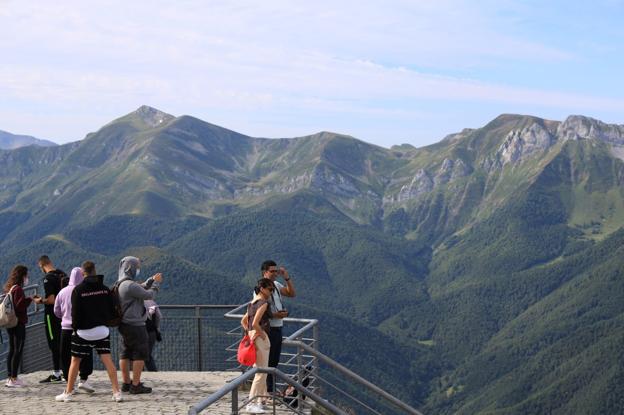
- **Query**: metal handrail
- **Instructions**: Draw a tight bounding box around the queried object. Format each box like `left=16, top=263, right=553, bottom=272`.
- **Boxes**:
left=223, top=303, right=423, bottom=415
left=284, top=340, right=423, bottom=415
left=188, top=367, right=347, bottom=415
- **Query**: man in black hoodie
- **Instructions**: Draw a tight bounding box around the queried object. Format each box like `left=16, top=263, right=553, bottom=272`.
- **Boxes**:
left=34, top=255, right=66, bottom=383
left=54, top=261, right=122, bottom=403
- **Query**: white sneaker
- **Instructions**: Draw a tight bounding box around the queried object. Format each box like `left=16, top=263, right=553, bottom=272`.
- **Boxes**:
left=5, top=378, right=25, bottom=388
left=245, top=403, right=266, bottom=413
left=78, top=380, right=95, bottom=393
left=55, top=391, right=73, bottom=402
left=112, top=391, right=123, bottom=402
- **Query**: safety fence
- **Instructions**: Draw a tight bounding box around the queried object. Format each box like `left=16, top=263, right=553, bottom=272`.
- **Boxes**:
left=1, top=297, right=423, bottom=414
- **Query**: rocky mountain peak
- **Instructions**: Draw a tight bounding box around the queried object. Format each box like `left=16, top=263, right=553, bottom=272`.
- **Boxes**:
left=557, top=115, right=624, bottom=144
left=133, top=105, right=175, bottom=127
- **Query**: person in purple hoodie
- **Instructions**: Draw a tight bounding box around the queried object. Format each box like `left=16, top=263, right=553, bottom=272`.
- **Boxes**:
left=54, top=266, right=95, bottom=393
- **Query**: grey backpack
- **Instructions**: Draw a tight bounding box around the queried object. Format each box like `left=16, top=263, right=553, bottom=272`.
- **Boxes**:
left=0, top=286, right=18, bottom=329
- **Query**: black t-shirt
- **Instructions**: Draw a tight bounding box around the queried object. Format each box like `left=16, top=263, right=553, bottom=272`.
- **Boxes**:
left=43, top=269, right=66, bottom=314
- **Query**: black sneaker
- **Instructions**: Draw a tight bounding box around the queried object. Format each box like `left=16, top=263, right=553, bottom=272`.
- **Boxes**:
left=121, top=382, right=131, bottom=392
left=129, top=383, right=152, bottom=394
left=39, top=374, right=64, bottom=384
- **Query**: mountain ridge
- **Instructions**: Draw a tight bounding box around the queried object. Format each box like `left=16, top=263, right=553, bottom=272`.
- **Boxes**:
left=0, top=129, right=58, bottom=150
left=1, top=106, right=624, bottom=413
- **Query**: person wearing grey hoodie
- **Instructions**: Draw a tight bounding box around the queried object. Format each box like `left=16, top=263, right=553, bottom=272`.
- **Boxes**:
left=116, top=256, right=163, bottom=395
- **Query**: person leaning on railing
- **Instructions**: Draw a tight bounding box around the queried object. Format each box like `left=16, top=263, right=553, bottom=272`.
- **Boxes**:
left=241, top=278, right=274, bottom=414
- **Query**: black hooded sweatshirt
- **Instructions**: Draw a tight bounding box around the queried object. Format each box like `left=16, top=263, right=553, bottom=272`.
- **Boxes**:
left=71, top=275, right=114, bottom=331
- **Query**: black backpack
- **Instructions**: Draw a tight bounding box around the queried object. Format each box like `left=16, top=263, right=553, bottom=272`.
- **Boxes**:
left=107, top=280, right=126, bottom=327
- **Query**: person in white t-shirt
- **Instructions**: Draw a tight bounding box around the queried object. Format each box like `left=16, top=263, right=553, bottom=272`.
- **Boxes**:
left=259, top=260, right=296, bottom=394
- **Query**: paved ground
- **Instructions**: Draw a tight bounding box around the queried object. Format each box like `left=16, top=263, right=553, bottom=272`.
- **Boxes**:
left=1, top=371, right=311, bottom=414
left=1, top=370, right=240, bottom=414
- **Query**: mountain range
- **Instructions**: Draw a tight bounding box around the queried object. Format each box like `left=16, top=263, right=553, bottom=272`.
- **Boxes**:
left=0, top=129, right=57, bottom=150
left=1, top=105, right=623, bottom=414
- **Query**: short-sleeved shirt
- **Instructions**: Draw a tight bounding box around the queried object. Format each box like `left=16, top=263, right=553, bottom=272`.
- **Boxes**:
left=43, top=269, right=66, bottom=315
left=269, top=281, right=285, bottom=328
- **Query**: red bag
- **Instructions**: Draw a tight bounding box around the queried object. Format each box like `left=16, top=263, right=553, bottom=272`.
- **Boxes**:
left=237, top=334, right=256, bottom=366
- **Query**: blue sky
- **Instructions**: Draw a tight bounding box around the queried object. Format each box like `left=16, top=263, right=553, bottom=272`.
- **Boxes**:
left=1, top=0, right=623, bottom=148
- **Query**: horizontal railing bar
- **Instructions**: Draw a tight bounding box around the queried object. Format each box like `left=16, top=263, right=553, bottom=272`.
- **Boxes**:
left=315, top=373, right=385, bottom=415
left=285, top=320, right=318, bottom=341
left=188, top=367, right=348, bottom=415
left=284, top=340, right=423, bottom=415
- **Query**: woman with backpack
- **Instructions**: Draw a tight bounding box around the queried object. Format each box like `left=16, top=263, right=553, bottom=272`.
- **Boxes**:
left=3, top=265, right=38, bottom=387
left=241, top=278, right=274, bottom=414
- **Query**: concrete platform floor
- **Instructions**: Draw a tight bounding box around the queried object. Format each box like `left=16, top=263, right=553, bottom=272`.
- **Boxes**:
left=1, top=370, right=244, bottom=414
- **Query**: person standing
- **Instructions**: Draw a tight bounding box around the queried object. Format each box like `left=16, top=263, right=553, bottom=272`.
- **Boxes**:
left=3, top=265, right=37, bottom=387
left=55, top=261, right=122, bottom=402
left=243, top=278, right=274, bottom=414
left=259, top=260, right=296, bottom=394
left=144, top=298, right=162, bottom=372
left=33, top=255, right=66, bottom=383
left=54, top=266, right=95, bottom=393
left=116, top=256, right=162, bottom=394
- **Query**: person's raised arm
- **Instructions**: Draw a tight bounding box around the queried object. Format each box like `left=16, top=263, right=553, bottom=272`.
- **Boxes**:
left=129, top=273, right=163, bottom=300
left=279, top=267, right=296, bottom=298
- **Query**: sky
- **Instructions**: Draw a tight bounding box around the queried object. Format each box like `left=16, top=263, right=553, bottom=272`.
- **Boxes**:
left=1, top=0, right=623, bottom=148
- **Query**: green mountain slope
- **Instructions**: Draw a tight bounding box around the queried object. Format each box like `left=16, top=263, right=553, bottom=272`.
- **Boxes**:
left=2, top=107, right=624, bottom=413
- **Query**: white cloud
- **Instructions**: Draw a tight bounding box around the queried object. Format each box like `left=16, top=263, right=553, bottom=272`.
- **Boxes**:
left=0, top=0, right=621, bottom=147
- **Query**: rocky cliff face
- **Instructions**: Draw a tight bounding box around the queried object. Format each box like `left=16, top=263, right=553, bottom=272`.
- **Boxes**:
left=557, top=115, right=624, bottom=144
left=496, top=122, right=556, bottom=166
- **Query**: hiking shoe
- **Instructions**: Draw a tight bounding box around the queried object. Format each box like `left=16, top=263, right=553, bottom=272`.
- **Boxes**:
left=121, top=382, right=131, bottom=392
left=245, top=403, right=266, bottom=414
left=112, top=391, right=123, bottom=402
left=78, top=380, right=95, bottom=393
left=129, top=383, right=152, bottom=394
left=55, top=391, right=73, bottom=402
left=40, top=374, right=64, bottom=383
left=5, top=378, right=25, bottom=388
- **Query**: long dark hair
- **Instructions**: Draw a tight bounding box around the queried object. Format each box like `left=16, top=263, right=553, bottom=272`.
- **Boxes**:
left=4, top=265, right=28, bottom=293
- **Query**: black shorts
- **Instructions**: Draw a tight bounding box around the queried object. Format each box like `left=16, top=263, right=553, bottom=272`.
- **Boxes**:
left=119, top=323, right=149, bottom=361
left=71, top=333, right=111, bottom=357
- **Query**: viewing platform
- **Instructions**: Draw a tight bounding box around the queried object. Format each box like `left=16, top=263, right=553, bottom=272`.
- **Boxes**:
left=1, top=370, right=239, bottom=414
left=1, top=288, right=423, bottom=414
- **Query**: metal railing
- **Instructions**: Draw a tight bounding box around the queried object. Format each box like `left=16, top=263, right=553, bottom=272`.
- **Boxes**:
left=1, top=302, right=239, bottom=377
left=2, top=298, right=424, bottom=415
left=217, top=303, right=424, bottom=415
left=189, top=367, right=346, bottom=415
left=93, top=305, right=239, bottom=372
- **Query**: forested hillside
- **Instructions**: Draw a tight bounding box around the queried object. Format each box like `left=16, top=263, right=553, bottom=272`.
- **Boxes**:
left=1, top=106, right=623, bottom=413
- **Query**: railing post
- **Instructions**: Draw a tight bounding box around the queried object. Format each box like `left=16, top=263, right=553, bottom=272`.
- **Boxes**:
left=196, top=306, right=202, bottom=371
left=296, top=335, right=303, bottom=410
left=232, top=387, right=238, bottom=414
left=313, top=323, right=320, bottom=396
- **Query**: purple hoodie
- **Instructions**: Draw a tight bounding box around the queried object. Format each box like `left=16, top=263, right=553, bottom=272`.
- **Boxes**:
left=54, top=267, right=84, bottom=330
